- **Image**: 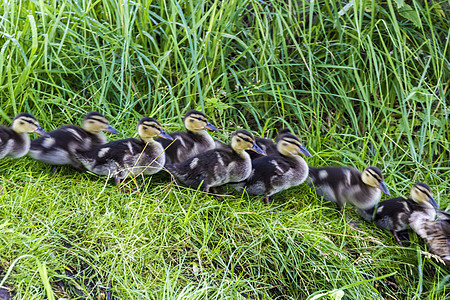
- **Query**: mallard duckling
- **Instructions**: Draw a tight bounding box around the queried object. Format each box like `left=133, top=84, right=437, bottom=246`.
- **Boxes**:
left=308, top=166, right=390, bottom=210
left=361, top=183, right=439, bottom=245
left=157, top=110, right=218, bottom=165
left=0, top=113, right=48, bottom=159
left=76, top=117, right=173, bottom=185
left=232, top=133, right=312, bottom=205
left=166, top=130, right=265, bottom=192
left=418, top=212, right=450, bottom=265
left=29, top=112, right=118, bottom=170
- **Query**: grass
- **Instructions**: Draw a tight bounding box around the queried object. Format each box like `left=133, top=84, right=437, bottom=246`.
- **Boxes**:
left=1, top=0, right=449, bottom=298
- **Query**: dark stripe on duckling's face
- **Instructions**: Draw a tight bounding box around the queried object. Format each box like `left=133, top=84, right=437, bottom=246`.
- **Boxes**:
left=14, top=113, right=37, bottom=121
left=412, top=183, right=438, bottom=208
left=84, top=114, right=118, bottom=134
left=238, top=132, right=265, bottom=154
left=87, top=117, right=109, bottom=124
left=185, top=111, right=218, bottom=131
left=84, top=112, right=109, bottom=124
left=139, top=118, right=173, bottom=141
left=13, top=114, right=48, bottom=136
left=16, top=116, right=38, bottom=126
left=278, top=135, right=310, bottom=157
left=366, top=166, right=383, bottom=182
left=363, top=166, right=390, bottom=195
left=231, top=130, right=265, bottom=154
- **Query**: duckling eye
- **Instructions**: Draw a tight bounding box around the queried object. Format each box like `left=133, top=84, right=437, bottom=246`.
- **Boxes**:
left=20, top=121, right=24, bottom=125
left=142, top=126, right=148, bottom=130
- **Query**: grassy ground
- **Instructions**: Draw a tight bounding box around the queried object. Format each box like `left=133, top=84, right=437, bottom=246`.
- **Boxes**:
left=1, top=0, right=449, bottom=299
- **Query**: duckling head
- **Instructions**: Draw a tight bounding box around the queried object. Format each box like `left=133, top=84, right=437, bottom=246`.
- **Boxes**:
left=12, top=113, right=48, bottom=136
left=137, top=117, right=173, bottom=143
left=231, top=130, right=265, bottom=155
left=410, top=182, right=439, bottom=208
left=82, top=112, right=118, bottom=134
left=276, top=133, right=312, bottom=157
left=361, top=166, right=390, bottom=195
left=184, top=110, right=219, bottom=132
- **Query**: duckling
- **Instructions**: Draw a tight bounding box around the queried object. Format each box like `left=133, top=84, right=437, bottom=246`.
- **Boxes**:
left=231, top=133, right=312, bottom=205
left=157, top=110, right=218, bottom=165
left=418, top=212, right=450, bottom=265
left=28, top=112, right=118, bottom=171
left=166, top=130, right=265, bottom=192
left=76, top=117, right=173, bottom=185
left=308, top=166, right=390, bottom=210
left=0, top=113, right=48, bottom=159
left=361, top=183, right=439, bottom=245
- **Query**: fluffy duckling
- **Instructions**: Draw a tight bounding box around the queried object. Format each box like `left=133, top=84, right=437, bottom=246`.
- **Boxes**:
left=418, top=212, right=450, bottom=265
left=0, top=113, right=48, bottom=159
left=232, top=133, right=312, bottom=205
left=76, top=117, right=173, bottom=185
left=166, top=130, right=265, bottom=192
left=361, top=183, right=439, bottom=245
left=28, top=112, right=118, bottom=170
left=308, top=166, right=390, bottom=210
left=157, top=110, right=218, bottom=165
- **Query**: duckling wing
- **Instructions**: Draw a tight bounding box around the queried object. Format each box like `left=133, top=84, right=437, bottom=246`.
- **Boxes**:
left=308, top=167, right=356, bottom=204
left=308, top=167, right=355, bottom=188
left=0, top=126, right=15, bottom=145
left=250, top=156, right=293, bottom=180
left=413, top=217, right=450, bottom=265
left=76, top=138, right=143, bottom=173
left=0, top=127, right=18, bottom=158
left=235, top=156, right=294, bottom=195
left=157, top=131, right=203, bottom=164
left=166, top=147, right=242, bottom=188
left=371, top=197, right=411, bottom=231
left=30, top=125, right=104, bottom=155
left=165, top=149, right=221, bottom=187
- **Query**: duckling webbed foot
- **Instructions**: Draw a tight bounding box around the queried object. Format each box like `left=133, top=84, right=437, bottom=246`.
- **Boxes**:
left=392, top=230, right=404, bottom=246
left=263, top=196, right=271, bottom=206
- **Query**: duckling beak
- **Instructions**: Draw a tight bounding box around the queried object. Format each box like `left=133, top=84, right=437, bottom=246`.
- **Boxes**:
left=428, top=195, right=439, bottom=208
left=34, top=126, right=50, bottom=137
left=298, top=145, right=312, bottom=157
left=205, top=121, right=219, bottom=131
left=250, top=143, right=265, bottom=155
left=158, top=130, right=174, bottom=140
left=378, top=181, right=390, bottom=195
left=105, top=125, right=119, bottom=134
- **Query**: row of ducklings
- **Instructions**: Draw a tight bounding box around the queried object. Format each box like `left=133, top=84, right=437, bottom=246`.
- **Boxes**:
left=1, top=111, right=449, bottom=265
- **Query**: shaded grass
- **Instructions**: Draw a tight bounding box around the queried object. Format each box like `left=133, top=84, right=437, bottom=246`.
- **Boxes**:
left=1, top=156, right=449, bottom=299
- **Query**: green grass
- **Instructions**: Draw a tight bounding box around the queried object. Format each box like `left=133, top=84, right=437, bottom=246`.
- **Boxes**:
left=1, top=0, right=449, bottom=298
